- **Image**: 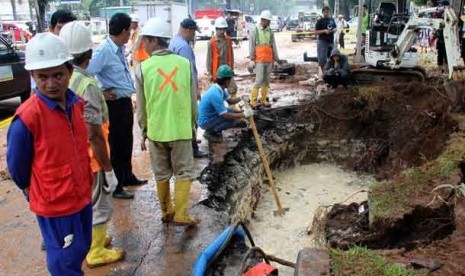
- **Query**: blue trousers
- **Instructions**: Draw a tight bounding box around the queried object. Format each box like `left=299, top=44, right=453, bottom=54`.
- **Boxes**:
left=37, top=204, right=92, bottom=276
left=200, top=110, right=243, bottom=133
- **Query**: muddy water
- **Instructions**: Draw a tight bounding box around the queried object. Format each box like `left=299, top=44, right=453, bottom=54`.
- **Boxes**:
left=248, top=164, right=373, bottom=275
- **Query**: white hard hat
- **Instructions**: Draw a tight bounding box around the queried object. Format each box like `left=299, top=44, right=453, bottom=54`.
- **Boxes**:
left=25, top=33, right=73, bottom=71
left=260, top=10, right=273, bottom=21
left=59, top=21, right=93, bottom=55
left=130, top=14, right=139, bottom=23
left=214, top=17, right=228, bottom=28
left=140, top=17, right=172, bottom=38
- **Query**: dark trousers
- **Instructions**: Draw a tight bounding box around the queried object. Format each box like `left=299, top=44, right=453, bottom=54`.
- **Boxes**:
left=437, top=44, right=447, bottom=66
left=323, top=74, right=351, bottom=88
left=107, top=97, right=134, bottom=192
left=339, top=32, right=345, bottom=49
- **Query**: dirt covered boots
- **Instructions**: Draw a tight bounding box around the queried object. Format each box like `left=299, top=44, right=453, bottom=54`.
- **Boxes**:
left=261, top=85, right=271, bottom=107
left=86, top=224, right=125, bottom=268
left=173, top=179, right=200, bottom=226
left=156, top=180, right=175, bottom=223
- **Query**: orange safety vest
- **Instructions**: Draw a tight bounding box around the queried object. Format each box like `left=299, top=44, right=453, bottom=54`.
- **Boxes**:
left=210, top=35, right=233, bottom=79
left=131, top=29, right=149, bottom=62
left=255, top=27, right=273, bottom=63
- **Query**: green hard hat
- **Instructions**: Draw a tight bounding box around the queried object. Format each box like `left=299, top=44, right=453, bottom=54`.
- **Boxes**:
left=217, top=64, right=234, bottom=79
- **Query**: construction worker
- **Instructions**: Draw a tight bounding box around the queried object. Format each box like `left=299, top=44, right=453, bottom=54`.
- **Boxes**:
left=199, top=65, right=253, bottom=142
left=136, top=17, right=200, bottom=226
left=249, top=10, right=280, bottom=108
left=7, top=33, right=92, bottom=275
left=88, top=13, right=148, bottom=200
left=207, top=17, right=238, bottom=110
left=59, top=21, right=125, bottom=268
left=127, top=13, right=149, bottom=67
left=169, top=18, right=208, bottom=158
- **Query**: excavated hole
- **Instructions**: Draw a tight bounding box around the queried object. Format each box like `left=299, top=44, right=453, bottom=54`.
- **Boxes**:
left=200, top=82, right=459, bottom=274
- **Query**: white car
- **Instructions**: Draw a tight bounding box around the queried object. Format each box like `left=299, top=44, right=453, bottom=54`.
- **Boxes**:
left=195, top=18, right=216, bottom=40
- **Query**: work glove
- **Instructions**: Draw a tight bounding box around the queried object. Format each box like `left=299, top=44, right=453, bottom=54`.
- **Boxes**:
left=244, top=108, right=254, bottom=118
left=104, top=170, right=118, bottom=193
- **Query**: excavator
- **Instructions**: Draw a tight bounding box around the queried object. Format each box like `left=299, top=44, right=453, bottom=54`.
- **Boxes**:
left=351, top=0, right=464, bottom=84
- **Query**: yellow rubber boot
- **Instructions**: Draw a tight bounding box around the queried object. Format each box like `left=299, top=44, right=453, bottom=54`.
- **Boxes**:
left=251, top=87, right=261, bottom=109
left=156, top=180, right=174, bottom=223
left=261, top=85, right=271, bottom=107
left=173, top=179, right=200, bottom=226
left=86, top=224, right=125, bottom=268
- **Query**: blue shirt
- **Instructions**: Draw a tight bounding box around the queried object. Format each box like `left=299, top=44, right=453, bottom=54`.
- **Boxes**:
left=169, top=34, right=199, bottom=88
left=198, top=84, right=230, bottom=126
left=7, top=89, right=80, bottom=190
left=87, top=38, right=134, bottom=99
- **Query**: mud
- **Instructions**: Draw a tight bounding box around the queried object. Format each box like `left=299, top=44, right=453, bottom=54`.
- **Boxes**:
left=248, top=164, right=372, bottom=275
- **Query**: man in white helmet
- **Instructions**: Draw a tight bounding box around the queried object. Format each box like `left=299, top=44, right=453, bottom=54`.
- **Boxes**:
left=7, top=33, right=92, bottom=275
left=249, top=10, right=281, bottom=109
left=206, top=17, right=238, bottom=110
left=135, top=17, right=200, bottom=226
left=59, top=21, right=125, bottom=268
left=127, top=13, right=149, bottom=67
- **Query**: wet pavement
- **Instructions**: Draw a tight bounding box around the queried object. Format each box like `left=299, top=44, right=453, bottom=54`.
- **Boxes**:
left=0, top=32, right=325, bottom=275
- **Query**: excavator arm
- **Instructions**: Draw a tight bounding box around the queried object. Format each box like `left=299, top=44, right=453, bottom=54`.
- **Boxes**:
left=388, top=6, right=461, bottom=78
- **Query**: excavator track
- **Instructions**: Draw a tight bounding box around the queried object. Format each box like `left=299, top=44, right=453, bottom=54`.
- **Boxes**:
left=351, top=67, right=426, bottom=85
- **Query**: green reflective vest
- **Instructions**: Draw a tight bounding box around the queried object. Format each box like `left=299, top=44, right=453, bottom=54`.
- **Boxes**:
left=69, top=69, right=108, bottom=118
left=255, top=26, right=271, bottom=45
left=141, top=53, right=192, bottom=142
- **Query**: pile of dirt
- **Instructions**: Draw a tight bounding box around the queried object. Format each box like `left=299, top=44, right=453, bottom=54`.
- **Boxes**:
left=319, top=80, right=465, bottom=274
left=299, top=80, right=457, bottom=175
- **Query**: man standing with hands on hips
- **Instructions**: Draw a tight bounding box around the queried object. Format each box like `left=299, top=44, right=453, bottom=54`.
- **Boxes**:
left=88, top=13, right=147, bottom=200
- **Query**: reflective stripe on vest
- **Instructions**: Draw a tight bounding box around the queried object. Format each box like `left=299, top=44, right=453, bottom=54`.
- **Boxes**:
left=255, top=27, right=273, bottom=63
left=70, top=70, right=110, bottom=173
left=141, top=54, right=193, bottom=142
left=15, top=94, right=92, bottom=217
left=210, top=35, right=233, bottom=80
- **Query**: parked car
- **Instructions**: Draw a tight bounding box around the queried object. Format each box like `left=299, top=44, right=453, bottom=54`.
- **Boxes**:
left=1, top=21, right=32, bottom=43
left=286, top=17, right=299, bottom=30
left=196, top=18, right=216, bottom=40
left=0, top=35, right=30, bottom=102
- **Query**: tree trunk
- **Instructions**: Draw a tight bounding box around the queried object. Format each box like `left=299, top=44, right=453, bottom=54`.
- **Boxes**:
left=10, top=0, right=18, bottom=21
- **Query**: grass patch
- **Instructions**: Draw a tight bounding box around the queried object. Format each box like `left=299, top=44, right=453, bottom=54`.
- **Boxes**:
left=330, top=247, right=425, bottom=276
left=369, top=115, right=465, bottom=221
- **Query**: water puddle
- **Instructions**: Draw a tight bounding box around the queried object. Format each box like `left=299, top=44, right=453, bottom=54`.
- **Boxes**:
left=247, top=163, right=373, bottom=275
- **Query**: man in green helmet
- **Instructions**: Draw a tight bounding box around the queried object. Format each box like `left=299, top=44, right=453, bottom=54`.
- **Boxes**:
left=198, top=64, right=254, bottom=143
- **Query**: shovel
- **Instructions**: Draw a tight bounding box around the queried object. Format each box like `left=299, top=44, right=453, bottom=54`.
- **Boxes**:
left=242, top=99, right=289, bottom=216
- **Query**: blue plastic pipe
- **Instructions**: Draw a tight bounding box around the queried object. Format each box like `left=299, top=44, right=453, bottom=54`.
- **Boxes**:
left=191, top=225, right=245, bottom=276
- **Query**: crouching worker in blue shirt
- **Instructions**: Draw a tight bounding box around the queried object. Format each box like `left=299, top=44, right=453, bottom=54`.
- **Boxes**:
left=198, top=65, right=254, bottom=143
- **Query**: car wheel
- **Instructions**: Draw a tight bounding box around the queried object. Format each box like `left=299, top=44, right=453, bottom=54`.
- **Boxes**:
left=20, top=91, right=30, bottom=103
